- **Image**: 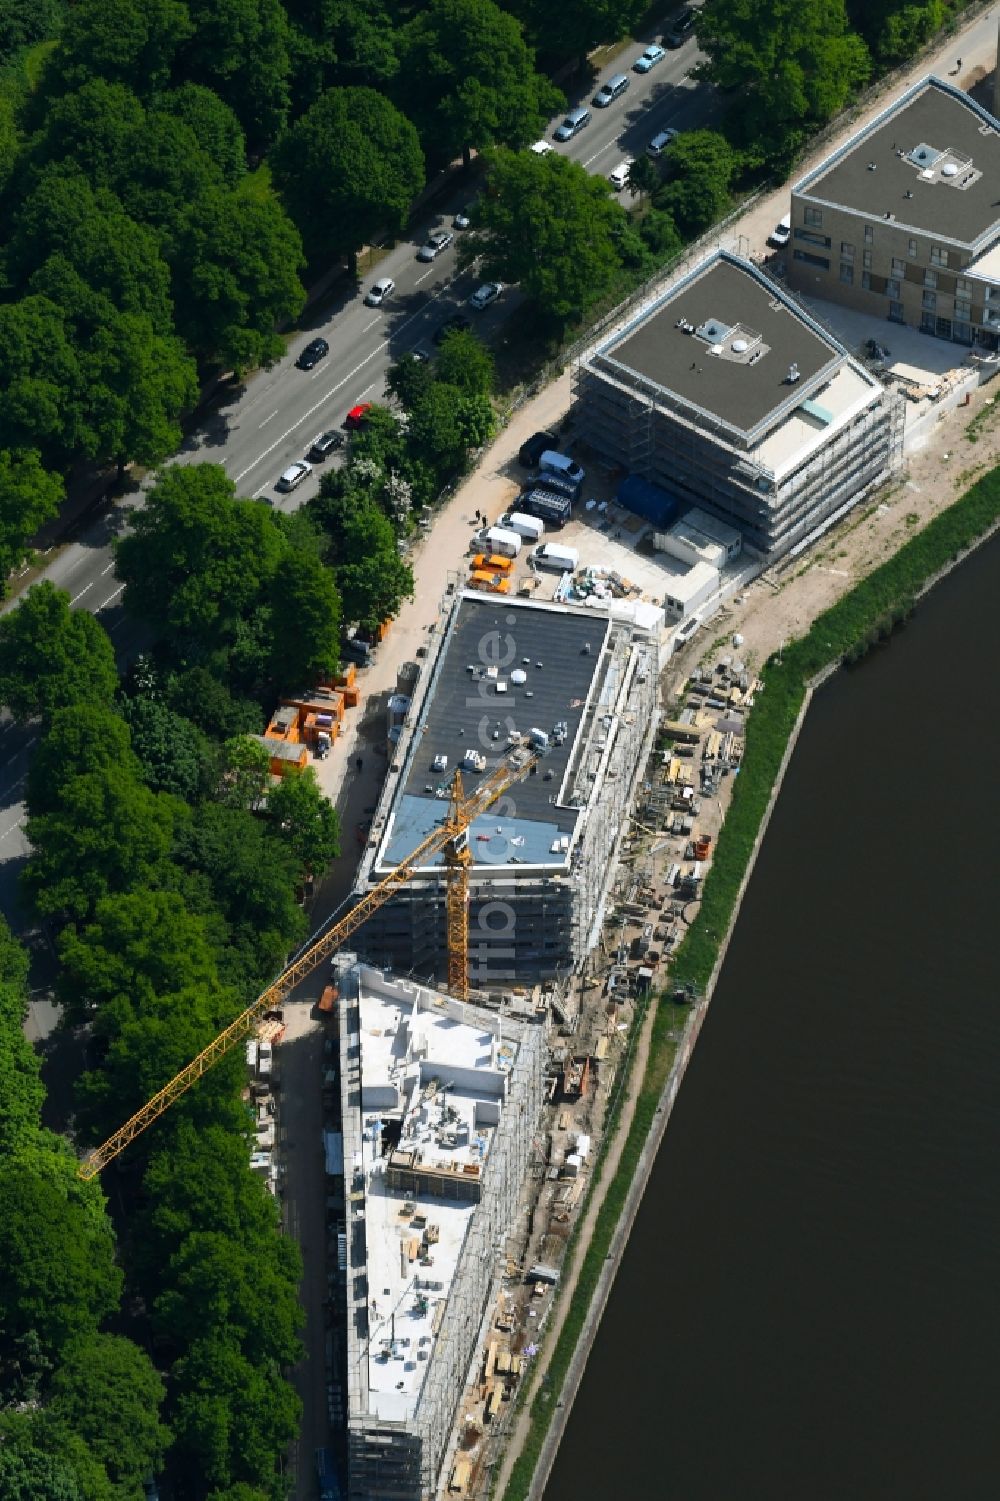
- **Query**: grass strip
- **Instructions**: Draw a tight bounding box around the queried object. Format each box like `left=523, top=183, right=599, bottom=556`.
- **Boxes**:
left=502, top=461, right=1000, bottom=1500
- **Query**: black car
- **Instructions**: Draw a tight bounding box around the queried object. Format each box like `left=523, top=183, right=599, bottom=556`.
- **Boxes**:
left=665, top=6, right=695, bottom=45
left=518, top=430, right=557, bottom=467
left=432, top=314, right=472, bottom=346
left=296, top=337, right=329, bottom=370
left=307, top=430, right=345, bottom=461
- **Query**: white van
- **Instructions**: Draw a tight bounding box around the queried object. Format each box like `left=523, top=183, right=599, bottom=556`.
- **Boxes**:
left=768, top=214, right=791, bottom=248
left=483, top=525, right=522, bottom=558
left=504, top=511, right=544, bottom=541
left=609, top=159, right=634, bottom=191
left=534, top=542, right=579, bottom=572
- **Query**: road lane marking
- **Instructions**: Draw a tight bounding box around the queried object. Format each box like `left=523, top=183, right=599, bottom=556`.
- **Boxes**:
left=0, top=819, right=24, bottom=842
left=232, top=281, right=461, bottom=484
left=71, top=583, right=93, bottom=604
left=363, top=317, right=382, bottom=330
left=99, top=584, right=125, bottom=609
left=415, top=268, right=434, bottom=285
left=259, top=408, right=279, bottom=426
left=583, top=142, right=616, bottom=167
left=101, top=561, right=115, bottom=575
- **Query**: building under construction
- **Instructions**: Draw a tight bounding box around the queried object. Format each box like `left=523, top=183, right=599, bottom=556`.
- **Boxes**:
left=337, top=960, right=544, bottom=1501
left=573, top=250, right=902, bottom=559
left=354, top=593, right=660, bottom=986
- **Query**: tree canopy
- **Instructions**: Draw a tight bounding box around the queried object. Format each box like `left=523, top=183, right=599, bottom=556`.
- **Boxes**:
left=0, top=583, right=118, bottom=724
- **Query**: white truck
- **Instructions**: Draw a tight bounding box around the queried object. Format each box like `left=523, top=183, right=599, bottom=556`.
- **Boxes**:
left=533, top=542, right=579, bottom=572
left=503, top=511, right=544, bottom=542
left=258, top=1040, right=273, bottom=1078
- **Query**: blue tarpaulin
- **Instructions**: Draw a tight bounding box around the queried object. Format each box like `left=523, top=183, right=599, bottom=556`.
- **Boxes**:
left=616, top=475, right=679, bottom=529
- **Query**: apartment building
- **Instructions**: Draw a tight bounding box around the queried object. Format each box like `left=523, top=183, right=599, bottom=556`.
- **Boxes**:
left=573, top=251, right=897, bottom=559
left=788, top=75, right=1000, bottom=350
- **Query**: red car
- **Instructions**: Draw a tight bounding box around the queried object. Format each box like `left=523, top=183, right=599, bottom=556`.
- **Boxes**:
left=345, top=403, right=372, bottom=430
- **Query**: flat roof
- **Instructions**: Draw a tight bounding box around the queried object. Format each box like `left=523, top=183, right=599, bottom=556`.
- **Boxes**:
left=375, top=596, right=612, bottom=872
left=352, top=972, right=523, bottom=1423
left=796, top=76, right=1000, bottom=249
left=593, top=254, right=844, bottom=443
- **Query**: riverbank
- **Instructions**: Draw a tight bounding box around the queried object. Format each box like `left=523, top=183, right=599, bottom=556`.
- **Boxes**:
left=496, top=459, right=1000, bottom=1501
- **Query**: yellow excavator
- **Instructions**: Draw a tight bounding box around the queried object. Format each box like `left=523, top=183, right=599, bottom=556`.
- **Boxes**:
left=78, top=739, right=538, bottom=1179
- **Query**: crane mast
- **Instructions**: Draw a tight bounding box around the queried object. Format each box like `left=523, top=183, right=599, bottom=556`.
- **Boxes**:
left=78, top=740, right=537, bottom=1179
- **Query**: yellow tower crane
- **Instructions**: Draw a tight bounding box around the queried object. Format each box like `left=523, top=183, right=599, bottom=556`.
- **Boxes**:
left=77, top=739, right=538, bottom=1180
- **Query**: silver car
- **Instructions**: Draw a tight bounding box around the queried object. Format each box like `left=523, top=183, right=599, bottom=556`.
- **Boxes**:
left=275, top=459, right=313, bottom=493
left=417, top=230, right=454, bottom=262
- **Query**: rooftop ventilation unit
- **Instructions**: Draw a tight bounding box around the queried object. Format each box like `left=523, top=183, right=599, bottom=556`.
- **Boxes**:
left=908, top=142, right=942, bottom=168
left=786, top=363, right=800, bottom=384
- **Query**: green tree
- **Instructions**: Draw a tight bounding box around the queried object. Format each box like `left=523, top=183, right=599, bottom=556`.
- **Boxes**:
left=654, top=129, right=739, bottom=237
left=696, top=0, right=870, bottom=161
left=0, top=0, right=66, bottom=63
left=468, top=148, right=628, bottom=329
left=0, top=1167, right=122, bottom=1364
left=312, top=485, right=413, bottom=631
left=154, top=1231, right=302, bottom=1366
left=22, top=767, right=181, bottom=921
left=434, top=328, right=494, bottom=395
left=116, top=464, right=285, bottom=644
left=0, top=920, right=43, bottom=1156
left=268, top=549, right=341, bottom=688
left=268, top=768, right=340, bottom=874
left=41, top=0, right=192, bottom=97
left=219, top=736, right=271, bottom=811
left=178, top=0, right=293, bottom=148
left=156, top=82, right=247, bottom=185
left=28, top=78, right=146, bottom=187
left=626, top=154, right=660, bottom=198
left=385, top=351, right=435, bottom=411
left=138, top=1122, right=280, bottom=1264
left=0, top=294, right=88, bottom=461
left=171, top=185, right=306, bottom=371
left=27, top=705, right=140, bottom=818
left=0, top=583, right=118, bottom=724
left=6, top=170, right=174, bottom=332
left=408, top=381, right=493, bottom=476
left=120, top=695, right=217, bottom=800
left=398, top=0, right=563, bottom=166
left=167, top=668, right=264, bottom=740
left=505, top=0, right=645, bottom=61
left=48, top=1334, right=169, bottom=1498
left=56, top=887, right=225, bottom=1028
left=0, top=450, right=64, bottom=588
left=273, top=86, right=424, bottom=267
left=170, top=1337, right=301, bottom=1494
left=0, top=1441, right=83, bottom=1501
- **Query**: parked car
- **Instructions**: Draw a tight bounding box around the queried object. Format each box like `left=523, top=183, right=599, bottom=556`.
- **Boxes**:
left=529, top=139, right=554, bottom=156
left=665, top=6, right=695, bottom=46
left=453, top=206, right=471, bottom=229
left=417, top=230, right=454, bottom=262
left=295, top=337, right=329, bottom=370
left=767, top=214, right=791, bottom=248
left=518, top=430, right=557, bottom=467
left=364, top=276, right=394, bottom=307
left=633, top=43, right=666, bottom=72
left=647, top=127, right=679, bottom=158
left=609, top=159, right=634, bottom=192
left=433, top=313, right=471, bottom=345
left=307, top=430, right=344, bottom=461
left=593, top=73, right=630, bottom=107
left=275, top=459, right=313, bottom=492
left=344, top=403, right=372, bottom=430
left=554, top=107, right=591, bottom=142
left=469, top=281, right=504, bottom=311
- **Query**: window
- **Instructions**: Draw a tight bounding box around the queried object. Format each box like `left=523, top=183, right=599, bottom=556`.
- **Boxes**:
left=957, top=277, right=971, bottom=294
left=864, top=224, right=875, bottom=245
left=955, top=299, right=972, bottom=321
left=921, top=311, right=936, bottom=333
left=861, top=271, right=872, bottom=290
left=922, top=290, right=937, bottom=310
left=929, top=245, right=949, bottom=267
left=923, top=269, right=938, bottom=289
left=841, top=241, right=855, bottom=259
left=793, top=228, right=831, bottom=248
left=891, top=257, right=906, bottom=276
left=804, top=205, right=823, bottom=228
left=953, top=321, right=973, bottom=344
left=863, top=249, right=873, bottom=270
left=935, top=316, right=953, bottom=341
left=886, top=278, right=901, bottom=299
left=840, top=262, right=854, bottom=284
left=889, top=300, right=904, bottom=322
left=908, top=238, right=918, bottom=257
left=793, top=249, right=830, bottom=269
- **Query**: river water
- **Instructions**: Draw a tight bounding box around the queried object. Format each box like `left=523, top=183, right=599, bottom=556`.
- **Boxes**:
left=544, top=535, right=1000, bottom=1500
